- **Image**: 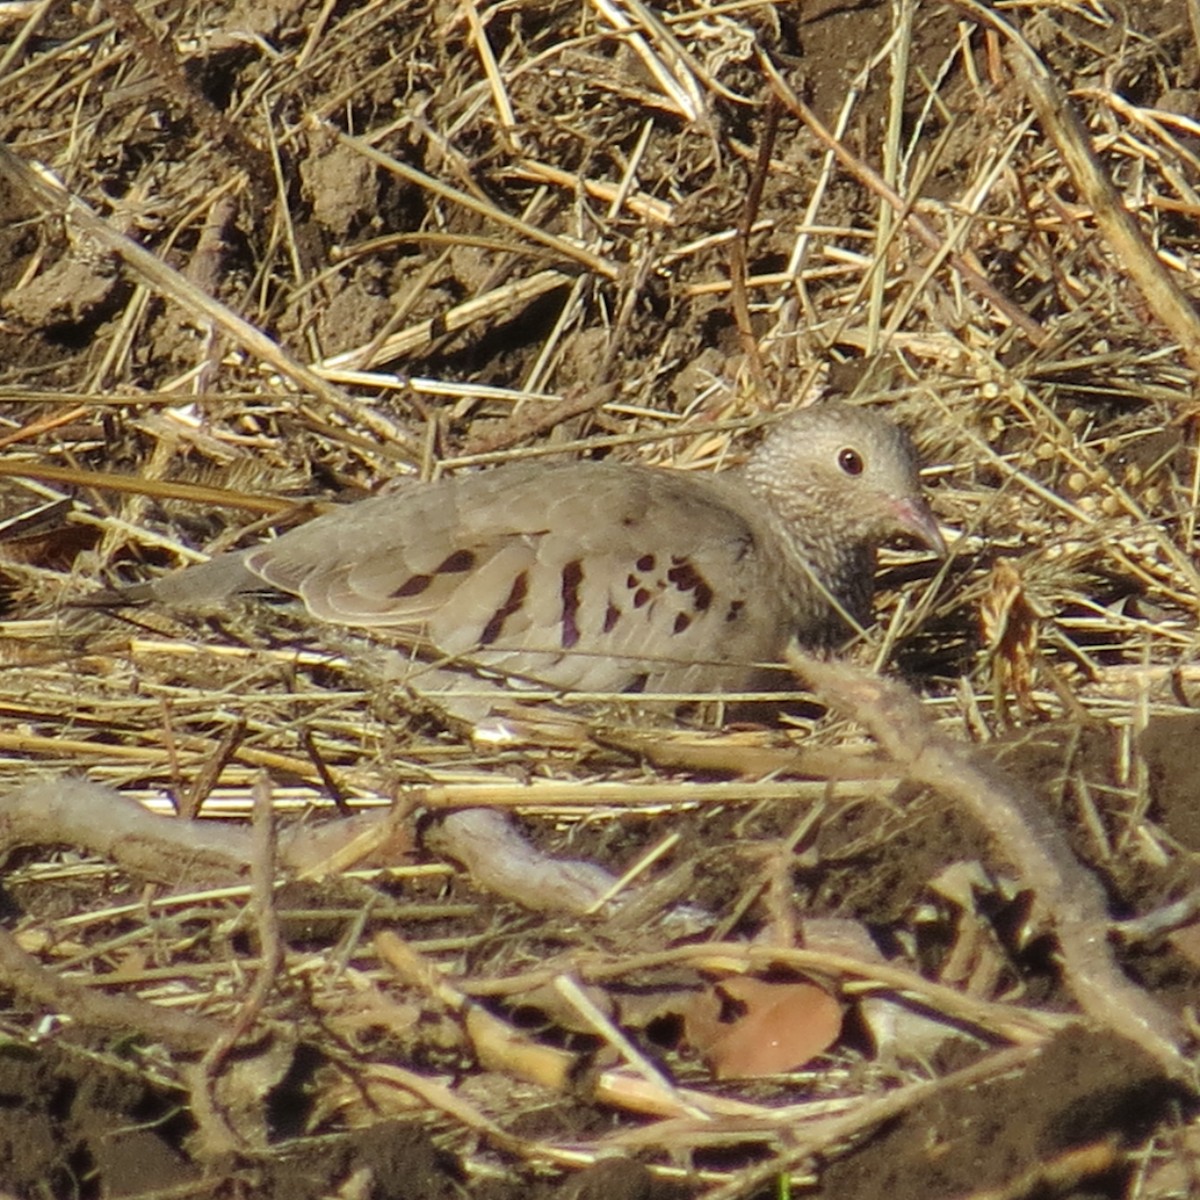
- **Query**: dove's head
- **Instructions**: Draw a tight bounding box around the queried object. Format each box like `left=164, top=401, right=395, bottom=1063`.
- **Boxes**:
left=744, top=402, right=945, bottom=558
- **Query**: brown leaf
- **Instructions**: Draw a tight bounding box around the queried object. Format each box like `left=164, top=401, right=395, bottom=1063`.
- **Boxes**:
left=980, top=557, right=1045, bottom=720
left=684, top=977, right=843, bottom=1079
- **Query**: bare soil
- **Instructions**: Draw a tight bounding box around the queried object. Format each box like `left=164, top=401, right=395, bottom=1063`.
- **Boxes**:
left=2, top=0, right=1200, bottom=1197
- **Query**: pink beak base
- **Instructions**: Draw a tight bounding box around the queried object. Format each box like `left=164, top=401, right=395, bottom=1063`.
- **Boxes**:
left=889, top=496, right=947, bottom=557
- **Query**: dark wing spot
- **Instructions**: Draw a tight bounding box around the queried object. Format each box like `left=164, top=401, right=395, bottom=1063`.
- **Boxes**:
left=626, top=574, right=638, bottom=589
left=436, top=549, right=476, bottom=574
left=667, top=557, right=714, bottom=613
left=673, top=611, right=693, bottom=635
left=636, top=553, right=655, bottom=572
left=560, top=559, right=583, bottom=649
left=726, top=599, right=745, bottom=623
left=479, top=571, right=529, bottom=646
left=667, top=557, right=696, bottom=587
left=392, top=573, right=432, bottom=598
left=603, top=602, right=620, bottom=633
left=624, top=673, right=649, bottom=694
left=633, top=588, right=651, bottom=609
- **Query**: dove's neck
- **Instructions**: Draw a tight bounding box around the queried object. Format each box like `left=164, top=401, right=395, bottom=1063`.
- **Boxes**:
left=736, top=462, right=877, bottom=641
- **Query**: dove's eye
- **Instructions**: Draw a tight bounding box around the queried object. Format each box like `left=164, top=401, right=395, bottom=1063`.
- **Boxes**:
left=838, top=447, right=864, bottom=476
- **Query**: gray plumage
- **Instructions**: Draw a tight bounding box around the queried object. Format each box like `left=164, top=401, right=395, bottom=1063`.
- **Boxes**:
left=121, top=403, right=943, bottom=698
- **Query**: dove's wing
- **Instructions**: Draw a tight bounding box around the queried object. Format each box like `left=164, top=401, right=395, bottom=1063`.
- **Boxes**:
left=239, top=461, right=798, bottom=693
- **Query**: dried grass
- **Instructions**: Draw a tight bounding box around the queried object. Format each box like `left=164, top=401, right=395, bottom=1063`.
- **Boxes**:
left=1, top=0, right=1199, bottom=1194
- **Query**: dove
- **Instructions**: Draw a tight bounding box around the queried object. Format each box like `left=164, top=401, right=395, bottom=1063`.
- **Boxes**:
left=106, top=403, right=943, bottom=702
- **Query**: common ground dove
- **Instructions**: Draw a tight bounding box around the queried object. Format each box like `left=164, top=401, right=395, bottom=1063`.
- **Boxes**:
left=115, top=403, right=943, bottom=701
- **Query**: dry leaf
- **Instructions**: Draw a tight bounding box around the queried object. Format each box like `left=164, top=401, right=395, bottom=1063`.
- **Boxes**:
left=684, top=977, right=843, bottom=1079
left=980, top=557, right=1045, bottom=720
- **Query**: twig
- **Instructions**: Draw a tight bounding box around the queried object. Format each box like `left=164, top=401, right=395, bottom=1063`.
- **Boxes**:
left=950, top=1139, right=1119, bottom=1200
left=727, top=96, right=779, bottom=400
left=0, top=459, right=297, bottom=515
left=466, top=941, right=1061, bottom=1046
left=426, top=808, right=621, bottom=915
left=698, top=1042, right=1047, bottom=1200
left=180, top=717, right=248, bottom=819
left=200, top=774, right=284, bottom=1077
left=0, top=777, right=249, bottom=885
left=376, top=930, right=574, bottom=1091
left=102, top=0, right=273, bottom=207
left=314, top=269, right=578, bottom=370
left=951, top=0, right=1200, bottom=378
left=0, top=776, right=402, bottom=887
left=0, top=143, right=399, bottom=441
left=324, top=126, right=619, bottom=280
left=0, top=926, right=227, bottom=1052
left=787, top=649, right=1192, bottom=1083
left=460, top=383, right=620, bottom=457
left=761, top=53, right=1048, bottom=348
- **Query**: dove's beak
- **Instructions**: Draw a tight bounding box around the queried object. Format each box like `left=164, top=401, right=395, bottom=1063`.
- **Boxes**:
left=889, top=496, right=947, bottom=557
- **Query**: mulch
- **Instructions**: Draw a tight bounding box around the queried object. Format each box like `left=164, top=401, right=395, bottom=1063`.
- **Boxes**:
left=2, top=0, right=1200, bottom=1196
